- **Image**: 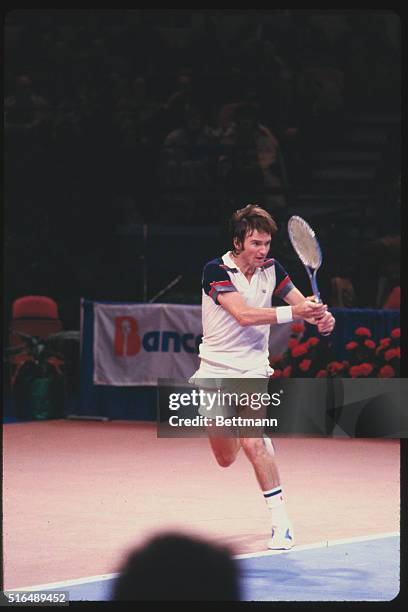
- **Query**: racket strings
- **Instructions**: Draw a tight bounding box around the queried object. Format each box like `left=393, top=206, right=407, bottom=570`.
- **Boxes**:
left=288, top=217, right=322, bottom=270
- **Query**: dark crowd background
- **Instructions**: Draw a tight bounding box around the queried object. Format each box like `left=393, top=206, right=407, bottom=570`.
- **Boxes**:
left=4, top=10, right=401, bottom=330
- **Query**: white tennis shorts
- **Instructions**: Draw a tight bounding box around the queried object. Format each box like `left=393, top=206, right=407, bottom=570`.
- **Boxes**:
left=189, top=358, right=273, bottom=418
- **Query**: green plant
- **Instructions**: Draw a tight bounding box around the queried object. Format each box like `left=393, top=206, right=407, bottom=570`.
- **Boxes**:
left=6, top=330, right=80, bottom=419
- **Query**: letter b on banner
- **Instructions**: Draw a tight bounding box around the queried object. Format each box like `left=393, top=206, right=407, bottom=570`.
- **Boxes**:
left=114, top=317, right=141, bottom=356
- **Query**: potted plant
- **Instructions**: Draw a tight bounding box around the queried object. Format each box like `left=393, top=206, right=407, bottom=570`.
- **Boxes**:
left=5, top=330, right=80, bottom=420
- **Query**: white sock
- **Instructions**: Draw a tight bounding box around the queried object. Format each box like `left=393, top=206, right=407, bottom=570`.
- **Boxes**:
left=263, top=486, right=289, bottom=526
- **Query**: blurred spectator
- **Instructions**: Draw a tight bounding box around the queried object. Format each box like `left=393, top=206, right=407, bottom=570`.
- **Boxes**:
left=299, top=64, right=344, bottom=120
left=160, top=67, right=194, bottom=130
left=112, top=532, right=240, bottom=601
left=218, top=102, right=287, bottom=209
left=52, top=92, right=83, bottom=162
left=4, top=72, right=52, bottom=208
left=295, top=61, right=345, bottom=156
left=110, top=72, right=160, bottom=198
left=143, top=66, right=200, bottom=153
left=113, top=74, right=155, bottom=147
left=373, top=169, right=400, bottom=307
left=158, top=103, right=220, bottom=221
left=359, top=173, right=400, bottom=307
left=345, top=13, right=399, bottom=110
left=4, top=73, right=50, bottom=136
left=383, top=286, right=400, bottom=310
left=217, top=81, right=261, bottom=133
left=330, top=277, right=356, bottom=308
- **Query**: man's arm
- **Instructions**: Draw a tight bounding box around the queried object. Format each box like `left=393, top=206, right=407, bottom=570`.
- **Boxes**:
left=218, top=290, right=327, bottom=327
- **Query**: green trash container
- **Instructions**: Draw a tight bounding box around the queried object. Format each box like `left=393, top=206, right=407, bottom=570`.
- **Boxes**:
left=13, top=362, right=66, bottom=420
left=30, top=377, right=53, bottom=420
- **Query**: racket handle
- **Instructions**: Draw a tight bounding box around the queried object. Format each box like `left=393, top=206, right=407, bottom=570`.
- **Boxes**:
left=313, top=296, right=332, bottom=336
left=310, top=270, right=331, bottom=335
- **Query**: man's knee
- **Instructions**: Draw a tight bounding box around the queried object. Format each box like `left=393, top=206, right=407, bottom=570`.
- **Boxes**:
left=240, top=437, right=264, bottom=460
left=214, top=453, right=236, bottom=468
left=208, top=427, right=239, bottom=467
left=210, top=441, right=239, bottom=467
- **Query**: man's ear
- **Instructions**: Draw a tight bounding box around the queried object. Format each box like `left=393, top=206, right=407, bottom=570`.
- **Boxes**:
left=233, top=237, right=242, bottom=253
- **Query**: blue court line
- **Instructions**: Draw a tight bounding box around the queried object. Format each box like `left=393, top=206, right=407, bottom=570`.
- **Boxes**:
left=13, top=534, right=397, bottom=602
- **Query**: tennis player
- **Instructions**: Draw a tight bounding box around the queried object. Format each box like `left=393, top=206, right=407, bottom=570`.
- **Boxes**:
left=190, top=204, right=335, bottom=549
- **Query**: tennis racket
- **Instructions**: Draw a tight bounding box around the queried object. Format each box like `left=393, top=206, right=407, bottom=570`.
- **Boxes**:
left=287, top=215, right=331, bottom=335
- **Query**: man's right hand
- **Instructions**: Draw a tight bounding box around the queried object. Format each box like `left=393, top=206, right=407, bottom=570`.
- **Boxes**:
left=291, top=297, right=327, bottom=321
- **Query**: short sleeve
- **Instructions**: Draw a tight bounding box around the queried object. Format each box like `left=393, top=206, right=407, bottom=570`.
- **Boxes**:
left=273, top=260, right=295, bottom=299
left=202, top=260, right=237, bottom=305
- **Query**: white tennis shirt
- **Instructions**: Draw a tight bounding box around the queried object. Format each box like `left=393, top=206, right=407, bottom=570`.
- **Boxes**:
left=198, top=251, right=295, bottom=371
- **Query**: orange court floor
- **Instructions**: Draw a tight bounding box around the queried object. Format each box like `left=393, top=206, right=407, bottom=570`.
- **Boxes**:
left=2, top=420, right=400, bottom=590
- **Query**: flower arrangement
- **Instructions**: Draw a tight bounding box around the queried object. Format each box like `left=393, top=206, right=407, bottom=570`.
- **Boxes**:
left=270, top=324, right=400, bottom=378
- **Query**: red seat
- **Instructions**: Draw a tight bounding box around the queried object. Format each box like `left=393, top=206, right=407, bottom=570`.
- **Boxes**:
left=12, top=295, right=59, bottom=319
left=10, top=295, right=63, bottom=346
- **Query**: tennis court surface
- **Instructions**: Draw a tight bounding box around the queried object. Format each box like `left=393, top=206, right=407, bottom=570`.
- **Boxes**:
left=3, top=420, right=400, bottom=601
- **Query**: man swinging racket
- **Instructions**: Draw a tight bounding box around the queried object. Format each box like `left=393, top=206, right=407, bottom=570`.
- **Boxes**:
left=190, top=204, right=335, bottom=549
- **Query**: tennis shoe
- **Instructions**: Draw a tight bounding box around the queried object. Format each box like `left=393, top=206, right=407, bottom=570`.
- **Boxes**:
left=267, top=523, right=295, bottom=550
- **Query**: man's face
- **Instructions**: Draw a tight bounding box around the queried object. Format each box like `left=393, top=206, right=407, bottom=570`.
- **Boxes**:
left=235, top=229, right=271, bottom=267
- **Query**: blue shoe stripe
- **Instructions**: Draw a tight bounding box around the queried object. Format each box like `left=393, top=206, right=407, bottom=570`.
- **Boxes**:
left=263, top=489, right=282, bottom=498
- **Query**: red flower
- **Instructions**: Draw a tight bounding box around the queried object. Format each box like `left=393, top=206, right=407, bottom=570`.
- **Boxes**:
left=391, top=328, right=400, bottom=338
left=346, top=341, right=358, bottom=350
left=355, top=327, right=372, bottom=337
left=327, top=361, right=344, bottom=374
left=316, top=369, right=328, bottom=378
left=384, top=348, right=400, bottom=361
left=291, top=343, right=309, bottom=358
left=299, top=359, right=311, bottom=372
left=361, top=363, right=374, bottom=376
left=350, top=363, right=373, bottom=377
left=349, top=365, right=361, bottom=378
left=307, top=337, right=320, bottom=347
left=282, top=365, right=292, bottom=377
left=291, top=322, right=305, bottom=334
left=272, top=369, right=282, bottom=378
left=379, top=365, right=395, bottom=378
left=288, top=338, right=299, bottom=349
left=376, top=340, right=391, bottom=355
left=364, top=339, right=376, bottom=349
left=270, top=355, right=283, bottom=366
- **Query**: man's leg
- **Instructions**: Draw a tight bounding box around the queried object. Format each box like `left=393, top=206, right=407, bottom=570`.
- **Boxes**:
left=239, top=436, right=280, bottom=489
left=206, top=425, right=241, bottom=468
left=198, top=379, right=242, bottom=467
left=240, top=436, right=294, bottom=550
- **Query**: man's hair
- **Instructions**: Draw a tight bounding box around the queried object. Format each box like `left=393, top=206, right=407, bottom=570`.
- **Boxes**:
left=113, top=532, right=240, bottom=601
left=230, top=204, right=278, bottom=253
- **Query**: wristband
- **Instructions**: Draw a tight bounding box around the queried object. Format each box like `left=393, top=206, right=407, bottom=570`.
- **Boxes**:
left=276, top=305, right=293, bottom=324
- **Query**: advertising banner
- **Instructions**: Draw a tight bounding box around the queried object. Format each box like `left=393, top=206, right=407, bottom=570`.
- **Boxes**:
left=93, top=303, right=202, bottom=385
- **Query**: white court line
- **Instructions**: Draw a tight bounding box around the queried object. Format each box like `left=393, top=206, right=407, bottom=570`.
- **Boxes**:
left=234, top=530, right=400, bottom=559
left=6, top=573, right=120, bottom=592
left=7, top=531, right=399, bottom=592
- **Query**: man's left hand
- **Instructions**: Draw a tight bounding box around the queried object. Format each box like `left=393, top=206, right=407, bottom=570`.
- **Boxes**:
left=316, top=311, right=335, bottom=335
